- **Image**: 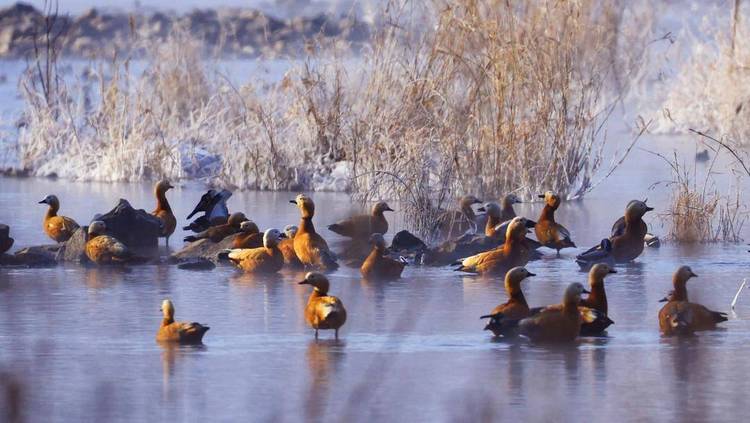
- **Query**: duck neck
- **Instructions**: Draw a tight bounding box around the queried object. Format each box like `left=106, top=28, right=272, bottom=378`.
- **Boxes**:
left=155, top=189, right=172, bottom=213
left=162, top=316, right=174, bottom=326
left=299, top=217, right=315, bottom=234
left=587, top=278, right=608, bottom=313
left=508, top=288, right=528, bottom=308
left=501, top=202, right=516, bottom=219
left=624, top=214, right=642, bottom=232
left=485, top=215, right=501, bottom=236
left=539, top=204, right=556, bottom=223
left=45, top=204, right=58, bottom=219
left=672, top=278, right=689, bottom=301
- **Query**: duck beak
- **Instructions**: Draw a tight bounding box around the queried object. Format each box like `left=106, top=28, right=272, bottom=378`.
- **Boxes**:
left=38, top=199, right=47, bottom=204
left=298, top=280, right=310, bottom=285
left=658, top=297, right=668, bottom=303
left=645, top=206, right=654, bottom=212
left=385, top=206, right=394, bottom=212
left=279, top=233, right=288, bottom=239
left=537, top=194, right=545, bottom=199
left=477, top=207, right=486, bottom=212
left=290, top=200, right=297, bottom=204
left=167, top=184, right=174, bottom=190
left=690, top=271, right=698, bottom=278
left=609, top=269, right=617, bottom=274
left=582, top=288, right=591, bottom=294
left=527, top=272, right=536, bottom=277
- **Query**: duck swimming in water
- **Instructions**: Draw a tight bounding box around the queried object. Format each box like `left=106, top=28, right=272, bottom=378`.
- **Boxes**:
left=232, top=220, right=263, bottom=249
left=578, top=263, right=617, bottom=335
left=658, top=266, right=728, bottom=336
left=39, top=194, right=80, bottom=243
left=360, top=233, right=406, bottom=280
left=156, top=299, right=210, bottom=344
left=291, top=195, right=338, bottom=271
left=151, top=180, right=176, bottom=245
left=0, top=224, right=13, bottom=254
left=453, top=217, right=536, bottom=275
left=278, top=225, right=302, bottom=267
left=225, top=228, right=286, bottom=273
left=519, top=282, right=592, bottom=343
left=534, top=191, right=576, bottom=254
left=183, top=212, right=248, bottom=243
left=434, top=195, right=483, bottom=240
left=328, top=201, right=393, bottom=239
left=299, top=272, right=347, bottom=339
left=183, top=189, right=232, bottom=233
left=480, top=267, right=534, bottom=338
left=85, top=221, right=130, bottom=264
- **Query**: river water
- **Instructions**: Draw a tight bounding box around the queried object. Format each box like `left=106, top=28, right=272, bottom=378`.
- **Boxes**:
left=1, top=131, right=750, bottom=421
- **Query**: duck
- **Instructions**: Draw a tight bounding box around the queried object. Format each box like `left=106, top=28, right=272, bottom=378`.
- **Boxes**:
left=183, top=189, right=232, bottom=233
left=360, top=233, right=406, bottom=279
left=434, top=195, right=483, bottom=240
left=85, top=221, right=130, bottom=264
left=576, top=200, right=654, bottom=268
left=328, top=201, right=393, bottom=239
left=658, top=266, right=728, bottom=336
left=480, top=267, right=535, bottom=337
left=183, top=212, right=248, bottom=243
left=291, top=195, right=338, bottom=270
left=232, top=220, right=263, bottom=249
left=151, top=180, right=176, bottom=245
left=278, top=225, right=303, bottom=267
left=578, top=263, right=617, bottom=335
left=518, top=282, right=590, bottom=343
left=299, top=272, right=347, bottom=339
left=39, top=194, right=80, bottom=243
left=499, top=193, right=522, bottom=221
left=225, top=228, right=286, bottom=273
left=0, top=224, right=13, bottom=254
left=478, top=202, right=505, bottom=238
left=156, top=299, right=210, bottom=344
left=534, top=191, right=576, bottom=254
left=453, top=217, right=536, bottom=275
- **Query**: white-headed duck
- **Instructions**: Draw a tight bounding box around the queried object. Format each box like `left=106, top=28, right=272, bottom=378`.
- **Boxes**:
left=85, top=221, right=130, bottom=264
left=299, top=272, right=347, bottom=339
left=435, top=195, right=483, bottom=239
left=519, top=282, right=590, bottom=343
left=279, top=225, right=302, bottom=267
left=39, top=194, right=80, bottom=243
left=534, top=191, right=576, bottom=254
left=291, top=195, right=338, bottom=270
left=226, top=228, right=286, bottom=273
left=183, top=212, right=248, bottom=243
left=232, top=220, right=263, bottom=249
left=328, top=201, right=393, bottom=239
left=578, top=263, right=617, bottom=335
left=151, top=180, right=176, bottom=244
left=453, top=217, right=536, bottom=275
left=0, top=224, right=13, bottom=254
left=360, top=233, right=406, bottom=279
left=156, top=299, right=210, bottom=344
left=658, top=266, right=728, bottom=336
left=480, top=267, right=535, bottom=337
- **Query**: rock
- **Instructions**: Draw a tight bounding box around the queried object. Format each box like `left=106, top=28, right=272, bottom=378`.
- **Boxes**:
left=0, top=245, right=59, bottom=267
left=177, top=258, right=216, bottom=271
left=170, top=236, right=235, bottom=263
left=55, top=227, right=88, bottom=262
left=97, top=199, right=161, bottom=248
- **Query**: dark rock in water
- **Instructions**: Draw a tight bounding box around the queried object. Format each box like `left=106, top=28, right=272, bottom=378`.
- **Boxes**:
left=390, top=230, right=427, bottom=252
left=97, top=199, right=161, bottom=248
left=0, top=223, right=13, bottom=254
left=55, top=227, right=88, bottom=262
left=170, top=237, right=235, bottom=263
left=177, top=258, right=216, bottom=271
left=1, top=245, right=59, bottom=267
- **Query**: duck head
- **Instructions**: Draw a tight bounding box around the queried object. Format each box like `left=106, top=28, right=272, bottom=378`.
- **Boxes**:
left=625, top=199, right=654, bottom=220
left=298, top=272, right=330, bottom=294
left=87, top=220, right=107, bottom=237
left=155, top=179, right=174, bottom=195
left=564, top=282, right=590, bottom=306
left=506, top=217, right=535, bottom=240
left=504, top=266, right=535, bottom=292
left=239, top=220, right=259, bottom=234
left=501, top=193, right=522, bottom=209
left=38, top=194, right=60, bottom=209
left=674, top=265, right=697, bottom=283
left=227, top=212, right=249, bottom=227
left=263, top=228, right=286, bottom=248
left=478, top=202, right=501, bottom=218
left=291, top=194, right=315, bottom=219
left=459, top=195, right=482, bottom=209
left=369, top=233, right=388, bottom=251
left=372, top=201, right=394, bottom=215
left=160, top=299, right=175, bottom=320
left=589, top=263, right=617, bottom=287
left=538, top=191, right=560, bottom=209
left=283, top=225, right=298, bottom=239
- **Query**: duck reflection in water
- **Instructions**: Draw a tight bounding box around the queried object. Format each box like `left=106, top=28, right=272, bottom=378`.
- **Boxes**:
left=305, top=339, right=345, bottom=420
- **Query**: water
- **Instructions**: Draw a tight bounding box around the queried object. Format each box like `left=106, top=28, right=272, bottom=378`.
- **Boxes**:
left=1, top=157, right=750, bottom=421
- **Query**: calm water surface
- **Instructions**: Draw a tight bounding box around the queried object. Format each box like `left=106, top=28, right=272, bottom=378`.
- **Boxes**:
left=1, top=148, right=750, bottom=422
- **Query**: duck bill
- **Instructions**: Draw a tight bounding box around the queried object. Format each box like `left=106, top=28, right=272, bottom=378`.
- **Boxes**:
left=609, top=269, right=618, bottom=274
left=527, top=272, right=536, bottom=277
left=658, top=297, right=668, bottom=303
left=290, top=200, right=297, bottom=205
left=537, top=194, right=545, bottom=199
left=385, top=206, right=395, bottom=212
left=645, top=206, right=654, bottom=212
left=477, top=207, right=486, bottom=212
left=298, top=280, right=310, bottom=285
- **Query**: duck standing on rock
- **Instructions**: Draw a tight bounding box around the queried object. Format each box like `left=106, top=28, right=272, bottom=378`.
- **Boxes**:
left=299, top=272, right=347, bottom=339
left=658, top=266, right=728, bottom=336
left=328, top=201, right=393, bottom=239
left=151, top=180, right=176, bottom=245
left=519, top=282, right=591, bottom=343
left=156, top=299, right=210, bottom=344
left=360, top=233, right=406, bottom=280
left=85, top=221, right=130, bottom=264
left=453, top=217, right=536, bottom=275
left=480, top=267, right=534, bottom=338
left=183, top=212, right=248, bottom=243
left=225, top=228, right=286, bottom=273
left=578, top=264, right=617, bottom=335
left=291, top=195, right=338, bottom=271
left=534, top=191, right=576, bottom=254
left=39, top=194, right=80, bottom=243
left=0, top=224, right=13, bottom=254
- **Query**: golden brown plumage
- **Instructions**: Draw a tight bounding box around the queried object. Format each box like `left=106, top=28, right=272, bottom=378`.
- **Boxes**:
left=480, top=267, right=534, bottom=337
left=278, top=225, right=302, bottom=267
left=534, top=191, right=576, bottom=253
left=578, top=263, right=617, bottom=335
left=291, top=195, right=338, bottom=270
left=328, top=201, right=393, bottom=239
left=39, top=194, right=80, bottom=243
left=183, top=212, right=248, bottom=243
left=454, top=217, right=535, bottom=275
left=519, top=282, right=589, bottom=343
left=151, top=180, right=176, bottom=244
left=226, top=229, right=286, bottom=273
left=658, top=266, right=727, bottom=336
left=156, top=299, right=210, bottom=344
left=477, top=202, right=504, bottom=238
left=360, top=233, right=405, bottom=279
left=577, top=200, right=654, bottom=267
left=232, top=220, right=263, bottom=249
left=85, top=221, right=130, bottom=264
left=299, top=272, right=347, bottom=339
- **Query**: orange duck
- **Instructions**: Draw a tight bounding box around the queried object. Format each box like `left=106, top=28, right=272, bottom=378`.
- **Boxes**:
left=226, top=228, right=286, bottom=273
left=0, top=224, right=13, bottom=254
left=85, top=221, right=130, bottom=264
left=299, top=272, right=347, bottom=339
left=279, top=225, right=302, bottom=267
left=39, top=194, right=80, bottom=243
left=578, top=263, right=617, bottom=335
left=156, top=299, right=210, bottom=344
left=183, top=212, right=248, bottom=243
left=477, top=202, right=505, bottom=239
left=291, top=195, right=338, bottom=270
left=435, top=195, right=483, bottom=239
left=328, top=201, right=393, bottom=239
left=658, top=266, right=728, bottom=336
left=519, top=282, right=590, bottom=343
left=232, top=220, right=263, bottom=249
left=480, top=266, right=535, bottom=337
left=360, top=233, right=406, bottom=279
left=453, top=217, right=536, bottom=275
left=151, top=180, right=176, bottom=245
left=534, top=191, right=576, bottom=254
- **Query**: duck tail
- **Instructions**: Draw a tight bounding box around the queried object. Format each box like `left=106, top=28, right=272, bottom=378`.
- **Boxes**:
left=712, top=311, right=729, bottom=323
